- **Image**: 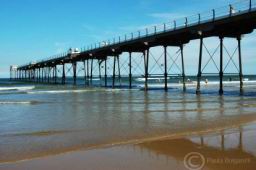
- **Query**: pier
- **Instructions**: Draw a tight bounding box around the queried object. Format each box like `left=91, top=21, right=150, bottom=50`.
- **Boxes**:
left=12, top=0, right=256, bottom=94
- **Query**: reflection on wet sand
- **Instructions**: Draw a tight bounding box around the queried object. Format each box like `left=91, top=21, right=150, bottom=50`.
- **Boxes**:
left=138, top=124, right=256, bottom=170
left=1, top=123, right=255, bottom=170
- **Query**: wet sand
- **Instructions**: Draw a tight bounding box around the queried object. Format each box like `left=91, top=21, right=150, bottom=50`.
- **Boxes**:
left=1, top=122, right=255, bottom=170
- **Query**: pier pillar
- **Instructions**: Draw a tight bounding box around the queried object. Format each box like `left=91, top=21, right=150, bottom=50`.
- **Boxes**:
left=112, top=56, right=116, bottom=88
left=39, top=68, right=41, bottom=82
left=98, top=60, right=102, bottom=86
left=90, top=59, right=94, bottom=85
left=219, top=37, right=224, bottom=95
left=72, top=62, right=77, bottom=85
left=36, top=68, right=40, bottom=83
left=105, top=59, right=107, bottom=87
left=41, top=69, right=43, bottom=82
left=47, top=67, right=50, bottom=83
left=52, top=67, right=55, bottom=83
left=54, top=66, right=57, bottom=84
left=87, top=60, right=90, bottom=86
left=16, top=70, right=18, bottom=80
left=29, top=69, right=31, bottom=81
left=237, top=36, right=243, bottom=94
left=14, top=70, right=16, bottom=80
left=117, top=55, right=121, bottom=86
left=33, top=69, right=36, bottom=81
left=164, top=46, right=168, bottom=91
left=45, top=67, right=47, bottom=83
left=20, top=70, right=22, bottom=80
left=144, top=49, right=149, bottom=91
left=83, top=60, right=87, bottom=86
left=25, top=70, right=27, bottom=81
left=62, top=64, right=66, bottom=84
left=35, top=69, right=37, bottom=82
left=41, top=68, right=44, bottom=82
left=196, top=38, right=203, bottom=94
left=129, top=52, right=132, bottom=89
left=180, top=45, right=186, bottom=92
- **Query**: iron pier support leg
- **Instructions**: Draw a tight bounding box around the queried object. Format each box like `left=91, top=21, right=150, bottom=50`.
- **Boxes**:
left=37, top=69, right=39, bottom=82
left=34, top=69, right=36, bottom=82
left=54, top=66, right=57, bottom=84
left=129, top=52, right=132, bottom=89
left=90, top=59, right=94, bottom=86
left=62, top=64, right=66, bottom=85
left=87, top=60, right=89, bottom=86
left=83, top=60, right=87, bottom=86
left=164, top=46, right=168, bottom=91
left=144, top=49, right=149, bottom=91
left=105, top=59, right=107, bottom=87
left=27, top=70, right=29, bottom=81
left=219, top=37, right=224, bottom=95
left=180, top=45, right=186, bottom=92
left=98, top=60, right=102, bottom=87
left=112, top=56, right=116, bottom=88
left=29, top=69, right=31, bottom=81
left=196, top=38, right=203, bottom=94
left=47, top=67, right=50, bottom=83
left=237, top=36, right=243, bottom=94
left=41, top=68, right=44, bottom=83
left=35, top=69, right=37, bottom=82
left=73, top=62, right=77, bottom=85
left=39, top=68, right=43, bottom=83
left=46, top=68, right=48, bottom=83
left=117, top=55, right=121, bottom=87
left=52, top=67, right=55, bottom=83
left=41, top=69, right=43, bottom=82
left=38, top=68, right=41, bottom=83
left=36, top=69, right=38, bottom=82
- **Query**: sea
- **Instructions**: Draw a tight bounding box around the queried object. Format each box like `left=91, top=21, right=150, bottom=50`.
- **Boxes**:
left=1, top=75, right=256, bottom=163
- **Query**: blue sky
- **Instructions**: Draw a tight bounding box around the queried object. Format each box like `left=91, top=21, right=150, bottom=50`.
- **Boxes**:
left=0, top=0, right=255, bottom=77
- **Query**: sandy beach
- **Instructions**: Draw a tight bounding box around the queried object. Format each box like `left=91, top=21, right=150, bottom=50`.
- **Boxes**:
left=1, top=121, right=255, bottom=170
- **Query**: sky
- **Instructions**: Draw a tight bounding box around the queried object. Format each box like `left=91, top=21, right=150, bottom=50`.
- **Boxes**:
left=0, top=0, right=255, bottom=77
